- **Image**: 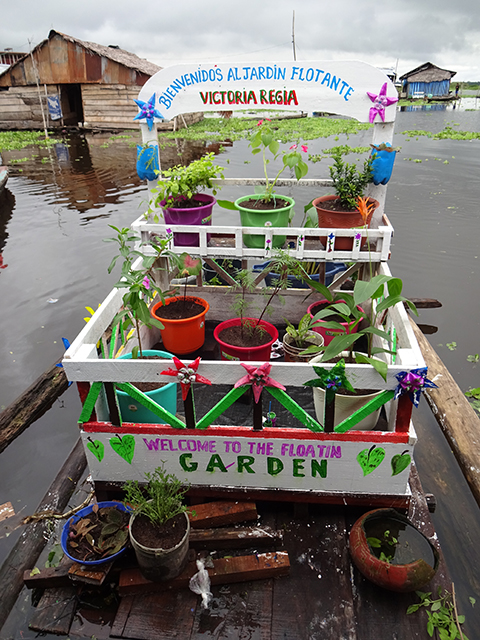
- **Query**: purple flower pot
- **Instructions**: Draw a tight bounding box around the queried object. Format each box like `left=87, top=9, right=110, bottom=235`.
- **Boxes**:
left=162, top=193, right=215, bottom=246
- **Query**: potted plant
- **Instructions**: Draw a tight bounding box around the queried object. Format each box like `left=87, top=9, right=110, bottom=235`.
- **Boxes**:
left=309, top=152, right=378, bottom=250
left=150, top=152, right=224, bottom=246
left=283, top=313, right=325, bottom=362
left=218, top=119, right=308, bottom=248
left=123, top=465, right=191, bottom=582
left=61, top=501, right=130, bottom=565
left=303, top=274, right=418, bottom=430
left=349, top=508, right=439, bottom=592
left=105, top=226, right=179, bottom=421
left=151, top=253, right=209, bottom=355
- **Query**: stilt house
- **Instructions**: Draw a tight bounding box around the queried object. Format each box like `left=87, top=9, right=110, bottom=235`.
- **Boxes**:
left=399, top=62, right=456, bottom=98
left=0, top=31, right=201, bottom=131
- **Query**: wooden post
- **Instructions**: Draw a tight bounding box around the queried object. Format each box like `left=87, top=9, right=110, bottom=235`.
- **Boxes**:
left=183, top=388, right=196, bottom=429
left=324, top=394, right=335, bottom=433
left=253, top=391, right=263, bottom=430
left=0, top=439, right=86, bottom=634
left=104, top=382, right=121, bottom=427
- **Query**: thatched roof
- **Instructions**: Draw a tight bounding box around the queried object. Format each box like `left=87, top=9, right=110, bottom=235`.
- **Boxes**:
left=399, top=62, right=456, bottom=83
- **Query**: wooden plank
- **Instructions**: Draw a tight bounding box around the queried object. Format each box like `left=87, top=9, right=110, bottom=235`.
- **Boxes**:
left=0, top=438, right=86, bottom=633
left=189, top=501, right=258, bottom=529
left=23, top=561, right=74, bottom=590
left=410, top=318, right=480, bottom=508
left=111, top=591, right=197, bottom=640
left=189, top=524, right=282, bottom=550
left=68, top=560, right=113, bottom=585
left=119, top=551, right=290, bottom=596
left=271, top=506, right=357, bottom=640
left=28, top=586, right=77, bottom=636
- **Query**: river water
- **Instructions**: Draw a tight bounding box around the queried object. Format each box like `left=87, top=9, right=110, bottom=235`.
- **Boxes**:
left=1, top=100, right=480, bottom=636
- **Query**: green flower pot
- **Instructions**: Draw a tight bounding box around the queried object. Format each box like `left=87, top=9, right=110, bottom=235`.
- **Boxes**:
left=235, top=194, right=294, bottom=249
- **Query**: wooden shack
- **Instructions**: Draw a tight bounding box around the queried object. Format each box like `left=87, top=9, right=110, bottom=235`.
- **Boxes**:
left=399, top=62, right=456, bottom=98
left=0, top=31, right=202, bottom=131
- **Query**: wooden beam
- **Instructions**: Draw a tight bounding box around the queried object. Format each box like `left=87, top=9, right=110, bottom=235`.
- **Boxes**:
left=119, top=551, right=290, bottom=596
left=410, top=318, right=480, bottom=508
left=0, top=438, right=86, bottom=634
left=0, top=359, right=70, bottom=454
left=189, top=501, right=258, bottom=529
left=189, top=524, right=281, bottom=550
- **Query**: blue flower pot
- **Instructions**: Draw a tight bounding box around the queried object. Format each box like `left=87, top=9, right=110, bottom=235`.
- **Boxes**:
left=116, top=349, right=177, bottom=423
left=61, top=501, right=131, bottom=565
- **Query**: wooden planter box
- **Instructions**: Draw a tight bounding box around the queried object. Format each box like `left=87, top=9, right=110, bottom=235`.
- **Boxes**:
left=63, top=228, right=424, bottom=507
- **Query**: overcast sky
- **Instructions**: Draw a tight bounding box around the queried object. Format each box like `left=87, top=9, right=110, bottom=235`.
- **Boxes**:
left=2, top=0, right=480, bottom=81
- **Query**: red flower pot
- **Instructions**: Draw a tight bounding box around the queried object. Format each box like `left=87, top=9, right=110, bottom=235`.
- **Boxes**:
left=214, top=318, right=278, bottom=361
left=307, top=300, right=363, bottom=346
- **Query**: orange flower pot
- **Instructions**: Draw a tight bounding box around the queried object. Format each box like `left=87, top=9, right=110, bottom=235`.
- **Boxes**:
left=151, top=296, right=209, bottom=355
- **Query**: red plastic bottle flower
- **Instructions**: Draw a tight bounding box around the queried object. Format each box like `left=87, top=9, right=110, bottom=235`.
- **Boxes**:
left=161, top=357, right=212, bottom=401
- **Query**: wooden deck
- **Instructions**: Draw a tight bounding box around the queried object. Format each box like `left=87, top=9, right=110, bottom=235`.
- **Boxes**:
left=21, top=464, right=449, bottom=640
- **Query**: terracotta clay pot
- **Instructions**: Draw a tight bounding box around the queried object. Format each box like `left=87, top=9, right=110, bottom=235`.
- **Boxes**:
left=313, top=195, right=379, bottom=250
left=349, top=508, right=439, bottom=592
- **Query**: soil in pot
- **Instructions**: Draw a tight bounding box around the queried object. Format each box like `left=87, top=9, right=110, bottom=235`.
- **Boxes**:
left=218, top=323, right=272, bottom=348
left=154, top=299, right=205, bottom=320
left=65, top=506, right=129, bottom=563
left=240, top=196, right=291, bottom=211
left=168, top=196, right=206, bottom=208
left=131, top=512, right=188, bottom=550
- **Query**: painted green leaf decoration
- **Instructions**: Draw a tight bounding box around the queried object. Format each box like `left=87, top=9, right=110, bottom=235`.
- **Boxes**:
left=391, top=451, right=411, bottom=476
left=87, top=439, right=105, bottom=462
left=110, top=434, right=135, bottom=464
left=357, top=445, right=385, bottom=476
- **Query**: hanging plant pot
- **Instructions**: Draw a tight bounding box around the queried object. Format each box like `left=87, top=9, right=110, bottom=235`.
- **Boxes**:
left=307, top=300, right=364, bottom=346
left=235, top=194, right=294, bottom=249
left=349, top=508, right=439, bottom=592
left=129, top=509, right=190, bottom=582
left=151, top=296, right=209, bottom=355
left=282, top=331, right=324, bottom=363
left=308, top=353, right=382, bottom=430
left=162, top=194, right=215, bottom=247
left=115, top=349, right=177, bottom=423
left=214, top=317, right=278, bottom=361
left=312, top=195, right=379, bottom=250
left=61, top=501, right=131, bottom=566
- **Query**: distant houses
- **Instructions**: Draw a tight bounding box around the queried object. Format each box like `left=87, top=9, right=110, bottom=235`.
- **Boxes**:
left=0, top=31, right=201, bottom=131
left=399, top=62, right=456, bottom=98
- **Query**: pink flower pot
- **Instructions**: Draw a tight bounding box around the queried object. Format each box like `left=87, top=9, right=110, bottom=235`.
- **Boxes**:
left=162, top=193, right=215, bottom=246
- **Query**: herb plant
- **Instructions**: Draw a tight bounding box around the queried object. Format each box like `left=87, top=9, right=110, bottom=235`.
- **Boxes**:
left=123, top=465, right=190, bottom=526
left=329, top=152, right=373, bottom=210
left=407, top=586, right=472, bottom=640
left=152, top=152, right=224, bottom=211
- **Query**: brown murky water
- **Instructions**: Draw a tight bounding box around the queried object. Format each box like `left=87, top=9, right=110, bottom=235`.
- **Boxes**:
left=1, top=102, right=480, bottom=636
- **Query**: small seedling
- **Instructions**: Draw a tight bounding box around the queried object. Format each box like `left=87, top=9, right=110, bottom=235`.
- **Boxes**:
left=366, top=529, right=398, bottom=563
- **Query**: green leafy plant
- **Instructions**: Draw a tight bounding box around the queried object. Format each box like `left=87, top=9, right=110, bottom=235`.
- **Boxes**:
left=467, top=353, right=479, bottom=363
left=366, top=529, right=398, bottom=563
left=218, top=119, right=308, bottom=210
left=67, top=504, right=129, bottom=562
left=151, top=152, right=224, bottom=212
left=407, top=586, right=472, bottom=639
left=104, top=226, right=177, bottom=357
left=328, top=152, right=373, bottom=210
left=284, top=313, right=324, bottom=352
left=465, top=387, right=480, bottom=413
left=123, top=465, right=190, bottom=526
left=302, top=274, right=418, bottom=381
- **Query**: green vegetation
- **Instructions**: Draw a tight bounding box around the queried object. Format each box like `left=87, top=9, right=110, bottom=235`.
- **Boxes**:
left=0, top=130, right=62, bottom=151
left=157, top=115, right=372, bottom=144
left=402, top=126, right=480, bottom=141
left=309, top=144, right=371, bottom=163
left=407, top=587, right=473, bottom=639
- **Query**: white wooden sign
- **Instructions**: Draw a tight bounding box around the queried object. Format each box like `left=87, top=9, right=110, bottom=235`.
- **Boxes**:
left=82, top=424, right=416, bottom=496
left=138, top=61, right=398, bottom=123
